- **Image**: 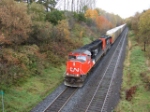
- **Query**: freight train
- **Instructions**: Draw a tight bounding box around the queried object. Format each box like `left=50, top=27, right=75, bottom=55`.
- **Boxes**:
left=64, top=24, right=126, bottom=87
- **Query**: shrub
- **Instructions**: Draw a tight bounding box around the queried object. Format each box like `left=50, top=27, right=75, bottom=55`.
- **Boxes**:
left=0, top=45, right=47, bottom=86
left=73, top=12, right=86, bottom=22
left=86, top=18, right=96, bottom=27
left=50, top=20, right=70, bottom=42
left=0, top=0, right=32, bottom=44
left=56, top=20, right=70, bottom=40
left=46, top=10, right=65, bottom=25
left=28, top=2, right=46, bottom=22
left=64, top=11, right=75, bottom=29
left=29, top=21, right=53, bottom=44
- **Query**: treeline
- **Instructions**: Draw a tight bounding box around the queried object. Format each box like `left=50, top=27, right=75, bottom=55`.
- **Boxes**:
left=0, top=0, right=124, bottom=87
left=85, top=8, right=124, bottom=34
left=15, top=0, right=96, bottom=12
left=126, top=9, right=150, bottom=58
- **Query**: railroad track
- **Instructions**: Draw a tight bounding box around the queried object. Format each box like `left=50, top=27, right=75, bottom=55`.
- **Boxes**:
left=71, top=28, right=128, bottom=112
left=87, top=29, right=127, bottom=112
left=100, top=30, right=127, bottom=112
left=43, top=87, right=77, bottom=112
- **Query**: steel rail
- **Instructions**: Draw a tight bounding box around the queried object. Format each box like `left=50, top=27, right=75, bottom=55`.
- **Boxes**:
left=100, top=31, right=127, bottom=112
left=43, top=88, right=77, bottom=112
left=58, top=89, right=77, bottom=112
left=42, top=88, right=68, bottom=112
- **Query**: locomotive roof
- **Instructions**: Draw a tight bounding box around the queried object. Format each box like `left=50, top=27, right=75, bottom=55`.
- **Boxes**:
left=70, top=39, right=102, bottom=56
left=72, top=49, right=91, bottom=56
left=80, top=39, right=102, bottom=50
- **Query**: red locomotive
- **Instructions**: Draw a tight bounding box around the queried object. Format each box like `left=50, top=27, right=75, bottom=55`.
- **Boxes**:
left=64, top=24, right=126, bottom=87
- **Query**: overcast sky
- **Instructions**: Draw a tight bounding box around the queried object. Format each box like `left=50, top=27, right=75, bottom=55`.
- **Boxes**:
left=96, top=0, right=150, bottom=18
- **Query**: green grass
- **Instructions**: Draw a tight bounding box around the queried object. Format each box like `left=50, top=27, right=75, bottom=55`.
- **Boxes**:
left=0, top=65, right=65, bottom=112
left=115, top=31, right=150, bottom=112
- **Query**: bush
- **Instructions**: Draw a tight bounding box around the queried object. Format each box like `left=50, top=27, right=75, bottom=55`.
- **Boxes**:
left=0, top=45, right=47, bottom=86
left=28, top=2, right=46, bottom=22
left=64, top=11, right=75, bottom=29
left=74, top=12, right=86, bottom=22
left=86, top=18, right=96, bottom=27
left=29, top=21, right=53, bottom=44
left=50, top=20, right=70, bottom=42
left=46, top=10, right=65, bottom=25
left=0, top=0, right=32, bottom=44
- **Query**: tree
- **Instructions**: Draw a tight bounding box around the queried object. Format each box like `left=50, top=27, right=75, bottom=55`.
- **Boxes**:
left=56, top=0, right=95, bottom=12
left=131, top=12, right=140, bottom=31
left=38, top=0, right=57, bottom=12
left=95, top=16, right=112, bottom=33
left=14, top=0, right=36, bottom=4
left=73, top=12, right=86, bottom=22
left=46, top=10, right=65, bottom=25
left=85, top=9, right=98, bottom=19
left=138, top=9, right=150, bottom=51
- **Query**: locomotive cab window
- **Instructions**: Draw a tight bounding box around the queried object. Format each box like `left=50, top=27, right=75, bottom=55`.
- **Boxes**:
left=76, top=56, right=86, bottom=62
left=69, top=55, right=76, bottom=60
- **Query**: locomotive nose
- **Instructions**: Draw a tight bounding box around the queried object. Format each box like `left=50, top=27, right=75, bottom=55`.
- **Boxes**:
left=67, top=61, right=81, bottom=75
left=70, top=78, right=76, bottom=84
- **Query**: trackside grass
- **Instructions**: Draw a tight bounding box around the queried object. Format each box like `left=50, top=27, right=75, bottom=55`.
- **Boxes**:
left=115, top=31, right=150, bottom=112
left=0, top=65, right=65, bottom=112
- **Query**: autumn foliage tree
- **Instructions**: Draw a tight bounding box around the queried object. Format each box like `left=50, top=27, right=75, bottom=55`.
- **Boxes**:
left=85, top=9, right=113, bottom=33
left=131, top=12, right=140, bottom=32
left=95, top=16, right=112, bottom=33
left=0, top=0, right=32, bottom=44
left=138, top=9, right=150, bottom=51
left=85, top=9, right=99, bottom=19
left=51, top=20, right=70, bottom=42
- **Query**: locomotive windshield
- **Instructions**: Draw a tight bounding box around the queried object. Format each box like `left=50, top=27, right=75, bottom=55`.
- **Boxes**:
left=69, top=55, right=86, bottom=62
left=76, top=56, right=86, bottom=62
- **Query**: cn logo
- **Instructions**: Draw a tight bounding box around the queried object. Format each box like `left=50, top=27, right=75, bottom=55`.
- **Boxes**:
left=70, top=67, right=79, bottom=72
